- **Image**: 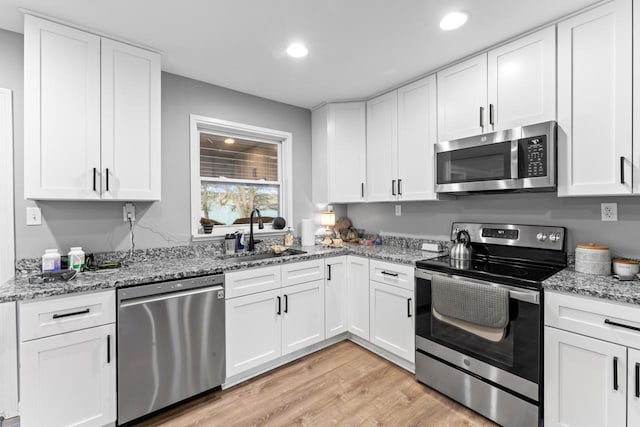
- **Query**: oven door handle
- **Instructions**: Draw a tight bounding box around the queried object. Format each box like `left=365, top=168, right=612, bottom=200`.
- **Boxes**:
left=510, top=139, right=519, bottom=179
left=415, top=270, right=540, bottom=305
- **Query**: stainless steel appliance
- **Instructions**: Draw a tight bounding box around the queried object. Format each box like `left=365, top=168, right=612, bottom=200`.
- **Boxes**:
left=415, top=223, right=566, bottom=426
left=117, top=274, right=225, bottom=425
left=434, top=121, right=556, bottom=194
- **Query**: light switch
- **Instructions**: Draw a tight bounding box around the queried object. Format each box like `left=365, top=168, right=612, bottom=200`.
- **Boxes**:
left=26, top=207, right=42, bottom=225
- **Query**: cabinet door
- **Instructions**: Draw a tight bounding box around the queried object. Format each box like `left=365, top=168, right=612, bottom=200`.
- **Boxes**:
left=325, top=256, right=348, bottom=338
left=629, top=348, right=640, bottom=426
left=328, top=102, right=367, bottom=203
left=488, top=26, right=556, bottom=131
left=20, top=324, right=116, bottom=427
left=370, top=281, right=414, bottom=363
left=0, top=302, right=18, bottom=419
left=397, top=75, right=438, bottom=201
left=366, top=91, right=398, bottom=202
left=633, top=0, right=640, bottom=194
left=101, top=38, right=161, bottom=201
left=24, top=15, right=101, bottom=200
left=437, top=54, right=488, bottom=141
left=225, top=289, right=282, bottom=377
left=282, top=280, right=325, bottom=355
left=544, top=327, right=626, bottom=427
left=347, top=256, right=370, bottom=340
left=557, top=0, right=632, bottom=196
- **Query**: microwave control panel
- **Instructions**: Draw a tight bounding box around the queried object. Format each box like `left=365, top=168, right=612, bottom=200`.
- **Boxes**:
left=518, top=135, right=547, bottom=178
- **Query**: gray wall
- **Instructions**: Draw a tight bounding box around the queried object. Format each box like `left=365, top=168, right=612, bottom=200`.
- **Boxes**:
left=347, top=193, right=640, bottom=258
left=1, top=29, right=314, bottom=259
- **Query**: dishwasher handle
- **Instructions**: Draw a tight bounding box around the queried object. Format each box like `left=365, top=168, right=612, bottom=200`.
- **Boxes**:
left=119, top=285, right=224, bottom=308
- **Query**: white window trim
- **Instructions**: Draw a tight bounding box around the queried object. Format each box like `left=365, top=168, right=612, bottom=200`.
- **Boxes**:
left=189, top=114, right=293, bottom=239
left=0, top=88, right=15, bottom=283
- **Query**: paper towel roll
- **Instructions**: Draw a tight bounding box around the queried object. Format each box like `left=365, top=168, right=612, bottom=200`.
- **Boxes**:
left=300, top=219, right=314, bottom=246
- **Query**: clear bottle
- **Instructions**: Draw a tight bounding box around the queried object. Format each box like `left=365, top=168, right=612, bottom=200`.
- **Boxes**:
left=284, top=227, right=294, bottom=247
left=42, top=249, right=61, bottom=272
left=68, top=247, right=85, bottom=272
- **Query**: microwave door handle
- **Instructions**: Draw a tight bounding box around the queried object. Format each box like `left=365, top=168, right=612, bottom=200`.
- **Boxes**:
left=511, top=140, right=519, bottom=179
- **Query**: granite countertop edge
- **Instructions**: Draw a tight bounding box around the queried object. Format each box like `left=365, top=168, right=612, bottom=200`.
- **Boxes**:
left=1, top=244, right=439, bottom=304
left=543, top=267, right=640, bottom=306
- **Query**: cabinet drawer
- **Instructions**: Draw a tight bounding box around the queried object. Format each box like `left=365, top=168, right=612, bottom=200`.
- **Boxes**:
left=281, top=259, right=325, bottom=287
left=20, top=290, right=115, bottom=342
left=369, top=259, right=414, bottom=291
left=545, top=291, right=640, bottom=349
left=225, top=265, right=281, bottom=299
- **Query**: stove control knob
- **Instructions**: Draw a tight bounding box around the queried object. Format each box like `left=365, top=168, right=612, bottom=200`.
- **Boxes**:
left=536, top=232, right=548, bottom=242
left=549, top=233, right=560, bottom=242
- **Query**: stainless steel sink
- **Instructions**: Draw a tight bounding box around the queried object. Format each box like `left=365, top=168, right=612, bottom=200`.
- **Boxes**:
left=225, top=249, right=307, bottom=263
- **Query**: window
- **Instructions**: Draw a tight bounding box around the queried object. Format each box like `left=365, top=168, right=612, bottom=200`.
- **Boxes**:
left=190, top=115, right=292, bottom=238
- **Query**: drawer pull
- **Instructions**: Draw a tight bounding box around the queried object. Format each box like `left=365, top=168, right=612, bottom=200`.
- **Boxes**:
left=613, top=356, right=619, bottom=391
left=604, top=319, right=640, bottom=332
left=52, top=308, right=90, bottom=319
left=381, top=271, right=399, bottom=277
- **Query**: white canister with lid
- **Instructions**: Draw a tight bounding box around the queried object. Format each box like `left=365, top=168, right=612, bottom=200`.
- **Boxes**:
left=42, top=249, right=61, bottom=272
left=575, top=243, right=611, bottom=275
left=68, top=247, right=85, bottom=272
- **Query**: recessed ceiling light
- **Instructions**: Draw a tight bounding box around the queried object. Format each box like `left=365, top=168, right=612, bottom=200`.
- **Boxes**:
left=286, top=43, right=308, bottom=58
left=224, top=138, right=235, bottom=144
left=440, top=11, right=469, bottom=31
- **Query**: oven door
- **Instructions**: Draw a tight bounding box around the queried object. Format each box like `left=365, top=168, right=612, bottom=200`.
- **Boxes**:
left=415, top=269, right=541, bottom=401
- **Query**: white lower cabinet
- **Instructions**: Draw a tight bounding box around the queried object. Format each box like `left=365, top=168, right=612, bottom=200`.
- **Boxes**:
left=369, top=281, right=414, bottom=363
left=545, top=291, right=640, bottom=427
left=545, top=326, right=626, bottom=427
left=19, top=291, right=116, bottom=427
left=347, top=256, right=370, bottom=340
left=282, top=280, right=325, bottom=355
left=325, top=256, right=348, bottom=338
left=225, top=289, right=282, bottom=377
left=225, top=262, right=325, bottom=378
left=20, top=323, right=116, bottom=427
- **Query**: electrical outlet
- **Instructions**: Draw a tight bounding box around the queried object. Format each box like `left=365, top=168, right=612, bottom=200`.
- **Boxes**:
left=26, top=207, right=42, bottom=226
left=123, top=203, right=136, bottom=222
left=395, top=205, right=401, bottom=216
left=601, top=203, right=618, bottom=221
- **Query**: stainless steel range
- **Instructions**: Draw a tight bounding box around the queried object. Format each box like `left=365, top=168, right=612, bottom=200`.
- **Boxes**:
left=415, top=222, right=566, bottom=426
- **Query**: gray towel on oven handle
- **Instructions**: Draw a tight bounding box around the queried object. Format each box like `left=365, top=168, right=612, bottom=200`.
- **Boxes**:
left=431, top=274, right=510, bottom=329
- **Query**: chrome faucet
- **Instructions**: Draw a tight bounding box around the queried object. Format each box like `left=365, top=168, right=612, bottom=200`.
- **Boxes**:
left=247, top=208, right=264, bottom=251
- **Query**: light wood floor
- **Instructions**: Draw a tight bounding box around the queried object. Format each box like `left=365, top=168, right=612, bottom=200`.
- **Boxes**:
left=136, top=341, right=496, bottom=427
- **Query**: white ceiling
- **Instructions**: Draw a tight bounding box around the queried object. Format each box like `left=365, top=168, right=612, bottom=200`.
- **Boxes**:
left=0, top=0, right=601, bottom=109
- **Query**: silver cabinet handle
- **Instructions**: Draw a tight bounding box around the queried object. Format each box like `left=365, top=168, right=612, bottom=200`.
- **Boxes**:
left=479, top=106, right=485, bottom=129
left=392, top=180, right=396, bottom=196
left=621, top=157, right=625, bottom=184
left=398, top=179, right=402, bottom=196
left=361, top=182, right=364, bottom=199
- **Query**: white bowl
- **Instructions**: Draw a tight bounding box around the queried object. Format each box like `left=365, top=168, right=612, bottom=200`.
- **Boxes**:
left=613, top=259, right=640, bottom=277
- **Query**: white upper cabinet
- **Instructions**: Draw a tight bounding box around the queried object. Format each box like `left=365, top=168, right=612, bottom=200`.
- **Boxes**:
left=24, top=15, right=161, bottom=201
left=397, top=75, right=438, bottom=201
left=438, top=27, right=556, bottom=142
left=488, top=26, right=556, bottom=131
left=312, top=102, right=366, bottom=204
left=633, top=0, right=640, bottom=194
left=557, top=0, right=632, bottom=196
left=437, top=54, right=488, bottom=141
left=24, top=15, right=102, bottom=200
left=366, top=75, right=438, bottom=202
left=101, top=39, right=161, bottom=201
left=366, top=91, right=398, bottom=202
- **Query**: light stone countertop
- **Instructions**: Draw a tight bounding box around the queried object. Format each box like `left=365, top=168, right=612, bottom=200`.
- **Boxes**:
left=0, top=244, right=442, bottom=303
left=543, top=266, right=640, bottom=305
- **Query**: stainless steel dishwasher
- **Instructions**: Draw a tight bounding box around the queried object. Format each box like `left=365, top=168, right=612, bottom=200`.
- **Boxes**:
left=117, top=274, right=225, bottom=425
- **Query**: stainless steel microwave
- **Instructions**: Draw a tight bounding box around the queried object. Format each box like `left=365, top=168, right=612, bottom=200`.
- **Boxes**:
left=434, top=121, right=556, bottom=194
